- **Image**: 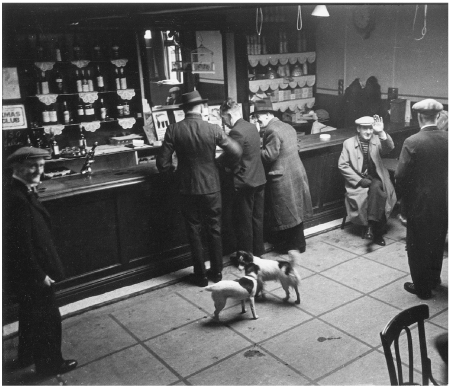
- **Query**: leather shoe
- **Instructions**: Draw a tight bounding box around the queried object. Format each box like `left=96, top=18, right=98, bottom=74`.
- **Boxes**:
left=403, top=282, right=432, bottom=299
left=364, top=226, right=374, bottom=240
left=37, top=359, right=78, bottom=376
left=373, top=236, right=386, bottom=246
left=188, top=274, right=208, bottom=287
left=206, top=269, right=222, bottom=283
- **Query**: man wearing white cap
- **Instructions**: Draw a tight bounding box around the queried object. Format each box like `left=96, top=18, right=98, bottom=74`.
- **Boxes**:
left=338, top=115, right=397, bottom=245
left=395, top=99, right=448, bottom=299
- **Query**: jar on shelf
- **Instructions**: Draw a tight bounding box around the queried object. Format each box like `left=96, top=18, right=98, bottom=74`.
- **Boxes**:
left=266, top=66, right=277, bottom=80
left=291, top=63, right=303, bottom=77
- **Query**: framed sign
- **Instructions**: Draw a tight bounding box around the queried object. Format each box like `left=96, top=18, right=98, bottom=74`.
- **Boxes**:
left=3, top=104, right=28, bottom=130
left=2, top=67, right=21, bottom=100
left=173, top=110, right=185, bottom=123
left=152, top=110, right=170, bottom=141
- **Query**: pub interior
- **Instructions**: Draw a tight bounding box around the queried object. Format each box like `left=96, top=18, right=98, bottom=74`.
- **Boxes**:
left=2, top=2, right=448, bottom=385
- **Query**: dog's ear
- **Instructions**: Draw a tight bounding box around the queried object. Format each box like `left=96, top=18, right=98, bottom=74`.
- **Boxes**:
left=253, top=264, right=260, bottom=273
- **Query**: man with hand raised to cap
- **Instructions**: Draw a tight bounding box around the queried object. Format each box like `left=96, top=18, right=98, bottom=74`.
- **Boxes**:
left=4, top=147, right=77, bottom=376
left=339, top=115, right=397, bottom=246
left=157, top=91, right=242, bottom=286
left=395, top=99, right=448, bottom=299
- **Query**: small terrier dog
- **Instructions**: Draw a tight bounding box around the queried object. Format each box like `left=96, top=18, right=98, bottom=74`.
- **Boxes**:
left=230, top=250, right=301, bottom=304
left=204, top=262, right=260, bottom=321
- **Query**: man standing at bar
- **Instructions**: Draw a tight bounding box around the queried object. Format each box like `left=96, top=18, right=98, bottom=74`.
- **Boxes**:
left=157, top=91, right=242, bottom=286
left=252, top=98, right=313, bottom=254
left=395, top=99, right=448, bottom=299
left=219, top=98, right=267, bottom=256
left=4, top=147, right=77, bottom=376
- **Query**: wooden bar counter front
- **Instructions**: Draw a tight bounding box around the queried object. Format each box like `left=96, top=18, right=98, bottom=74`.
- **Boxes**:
left=19, top=122, right=418, bottom=310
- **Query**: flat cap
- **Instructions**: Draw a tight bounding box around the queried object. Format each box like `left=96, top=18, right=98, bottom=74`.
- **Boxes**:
left=355, top=116, right=374, bottom=126
left=412, top=99, right=444, bottom=115
left=169, top=87, right=180, bottom=93
left=6, top=146, right=51, bottom=166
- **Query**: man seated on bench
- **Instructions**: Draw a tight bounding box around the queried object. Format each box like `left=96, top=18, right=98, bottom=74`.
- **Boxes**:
left=338, top=115, right=397, bottom=246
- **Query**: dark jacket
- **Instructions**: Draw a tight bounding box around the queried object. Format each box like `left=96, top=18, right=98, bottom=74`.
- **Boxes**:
left=222, top=118, right=266, bottom=189
left=395, top=126, right=448, bottom=222
left=261, top=117, right=313, bottom=231
left=3, top=178, right=65, bottom=297
left=157, top=112, right=242, bottom=195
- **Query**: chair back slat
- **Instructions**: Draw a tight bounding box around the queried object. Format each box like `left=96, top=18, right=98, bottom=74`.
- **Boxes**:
left=394, top=337, right=404, bottom=384
left=405, top=327, right=414, bottom=384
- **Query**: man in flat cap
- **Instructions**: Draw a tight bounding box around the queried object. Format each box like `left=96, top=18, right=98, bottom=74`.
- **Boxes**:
left=395, top=99, right=448, bottom=299
left=167, top=86, right=182, bottom=105
left=3, top=147, right=77, bottom=375
left=339, top=115, right=397, bottom=246
left=157, top=91, right=242, bottom=286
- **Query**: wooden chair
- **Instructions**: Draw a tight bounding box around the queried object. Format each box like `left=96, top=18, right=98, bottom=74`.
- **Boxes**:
left=380, top=304, right=440, bottom=386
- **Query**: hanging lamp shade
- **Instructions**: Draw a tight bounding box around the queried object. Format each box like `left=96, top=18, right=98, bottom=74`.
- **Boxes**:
left=312, top=5, right=329, bottom=17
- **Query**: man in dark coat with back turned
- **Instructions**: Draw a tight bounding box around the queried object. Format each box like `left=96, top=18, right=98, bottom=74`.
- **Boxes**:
left=3, top=147, right=77, bottom=376
left=395, top=99, right=448, bottom=299
left=157, top=91, right=242, bottom=286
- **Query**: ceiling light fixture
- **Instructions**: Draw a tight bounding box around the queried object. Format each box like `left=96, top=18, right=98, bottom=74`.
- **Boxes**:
left=312, top=5, right=329, bottom=17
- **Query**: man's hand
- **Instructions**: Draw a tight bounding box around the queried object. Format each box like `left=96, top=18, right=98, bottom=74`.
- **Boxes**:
left=372, top=115, right=384, bottom=135
left=43, top=275, right=55, bottom=287
left=359, top=178, right=372, bottom=188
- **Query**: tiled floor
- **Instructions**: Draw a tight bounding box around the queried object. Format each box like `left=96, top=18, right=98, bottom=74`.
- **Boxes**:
left=3, top=216, right=448, bottom=386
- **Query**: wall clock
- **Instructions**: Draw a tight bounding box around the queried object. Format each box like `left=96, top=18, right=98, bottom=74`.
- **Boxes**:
left=352, top=6, right=375, bottom=39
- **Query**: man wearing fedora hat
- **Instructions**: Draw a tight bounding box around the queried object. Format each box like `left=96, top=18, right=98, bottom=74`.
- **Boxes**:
left=395, top=99, right=448, bottom=299
left=252, top=98, right=313, bottom=255
left=339, top=115, right=397, bottom=246
left=157, top=91, right=242, bottom=286
left=4, top=147, right=77, bottom=375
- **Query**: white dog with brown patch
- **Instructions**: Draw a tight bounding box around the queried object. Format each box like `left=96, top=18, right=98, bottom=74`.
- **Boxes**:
left=204, top=262, right=260, bottom=321
left=230, top=250, right=301, bottom=304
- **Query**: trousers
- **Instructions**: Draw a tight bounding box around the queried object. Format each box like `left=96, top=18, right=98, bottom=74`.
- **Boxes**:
left=277, top=222, right=306, bottom=252
left=18, top=285, right=63, bottom=371
left=180, top=192, right=223, bottom=276
left=233, top=184, right=265, bottom=257
left=367, top=177, right=387, bottom=223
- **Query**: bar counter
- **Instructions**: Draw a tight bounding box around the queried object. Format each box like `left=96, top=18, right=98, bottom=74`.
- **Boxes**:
left=8, top=122, right=420, bottom=316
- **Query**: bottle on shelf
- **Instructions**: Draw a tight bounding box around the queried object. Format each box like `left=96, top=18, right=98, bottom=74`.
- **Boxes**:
left=35, top=70, right=41, bottom=95
left=95, top=65, right=105, bottom=92
left=52, top=139, right=60, bottom=159
left=112, top=43, right=120, bottom=59
left=119, top=67, right=127, bottom=90
left=92, top=41, right=102, bottom=60
left=81, top=70, right=90, bottom=92
left=77, top=98, right=85, bottom=122
left=62, top=100, right=71, bottom=124
left=48, top=103, right=58, bottom=124
left=75, top=69, right=83, bottom=93
left=87, top=69, right=94, bottom=92
left=26, top=135, right=33, bottom=147
left=116, top=97, right=124, bottom=118
left=114, top=68, right=121, bottom=90
left=84, top=102, right=95, bottom=122
left=54, top=69, right=65, bottom=94
left=40, top=71, right=49, bottom=95
left=73, top=34, right=82, bottom=60
left=99, top=98, right=107, bottom=120
left=302, top=62, right=308, bottom=75
left=41, top=106, right=50, bottom=126
left=78, top=125, right=88, bottom=154
left=35, top=33, right=44, bottom=61
left=55, top=40, right=62, bottom=62
left=123, top=100, right=130, bottom=117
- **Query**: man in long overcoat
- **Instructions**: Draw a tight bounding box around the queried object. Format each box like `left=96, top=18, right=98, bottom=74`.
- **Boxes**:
left=338, top=115, right=397, bottom=245
left=395, top=99, right=448, bottom=299
left=252, top=98, right=313, bottom=253
left=4, top=147, right=77, bottom=376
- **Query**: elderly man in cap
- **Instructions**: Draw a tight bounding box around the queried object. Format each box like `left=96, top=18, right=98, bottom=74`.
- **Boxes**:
left=338, top=115, right=397, bottom=246
left=395, top=99, right=448, bottom=299
left=167, top=86, right=182, bottom=105
left=3, top=147, right=77, bottom=376
left=157, top=91, right=242, bottom=286
left=252, top=98, right=313, bottom=254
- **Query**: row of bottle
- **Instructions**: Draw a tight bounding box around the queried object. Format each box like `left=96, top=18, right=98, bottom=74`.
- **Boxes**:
left=249, top=62, right=309, bottom=80
left=36, top=65, right=128, bottom=95
left=34, top=33, right=124, bottom=62
left=39, top=97, right=132, bottom=126
left=246, top=30, right=308, bottom=56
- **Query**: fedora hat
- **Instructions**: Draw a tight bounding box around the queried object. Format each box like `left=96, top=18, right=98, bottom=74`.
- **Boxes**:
left=181, top=90, right=208, bottom=107
left=251, top=98, right=277, bottom=116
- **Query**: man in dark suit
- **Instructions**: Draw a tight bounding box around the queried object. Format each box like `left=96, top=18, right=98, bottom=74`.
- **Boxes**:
left=395, top=99, right=448, bottom=299
left=219, top=98, right=267, bottom=256
left=3, top=147, right=77, bottom=375
left=157, top=91, right=242, bottom=286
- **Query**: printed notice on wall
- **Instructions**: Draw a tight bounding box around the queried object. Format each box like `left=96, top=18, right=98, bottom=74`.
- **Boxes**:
left=152, top=111, right=170, bottom=140
left=3, top=104, right=28, bottom=130
left=173, top=110, right=185, bottom=123
left=3, top=68, right=21, bottom=100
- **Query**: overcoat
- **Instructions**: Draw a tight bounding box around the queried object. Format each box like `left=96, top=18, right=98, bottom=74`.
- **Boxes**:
left=261, top=117, right=313, bottom=231
left=3, top=178, right=65, bottom=298
left=338, top=133, right=397, bottom=226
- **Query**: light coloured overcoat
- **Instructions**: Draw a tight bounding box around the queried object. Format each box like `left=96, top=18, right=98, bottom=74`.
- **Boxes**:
left=261, top=117, right=313, bottom=231
left=338, top=133, right=397, bottom=226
